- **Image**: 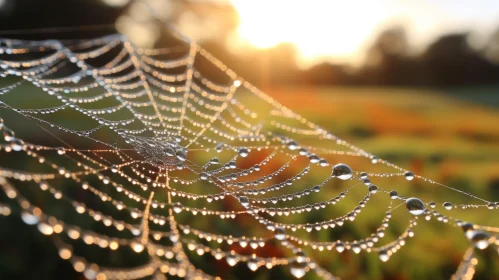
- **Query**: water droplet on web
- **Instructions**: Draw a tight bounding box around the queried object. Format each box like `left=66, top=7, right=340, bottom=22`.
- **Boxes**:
left=369, top=185, right=378, bottom=194
left=298, top=148, right=308, bottom=156
left=40, top=181, right=49, bottom=191
left=275, top=227, right=286, bottom=240
left=406, top=197, right=426, bottom=215
left=287, top=140, right=298, bottom=150
left=443, top=202, right=452, bottom=210
left=379, top=250, right=390, bottom=262
left=110, top=165, right=119, bottom=173
left=404, top=171, right=414, bottom=181
left=37, top=222, right=54, bottom=235
left=332, top=163, right=353, bottom=180
left=164, top=147, right=175, bottom=156
left=335, top=241, right=345, bottom=252
left=215, top=143, right=224, bottom=153
left=172, top=203, right=183, bottom=213
left=238, top=148, right=249, bottom=157
left=389, top=191, right=398, bottom=199
left=21, top=211, right=39, bottom=225
left=3, top=128, right=14, bottom=141
left=461, top=222, right=474, bottom=238
left=360, top=172, right=368, bottom=179
left=429, top=202, right=436, bottom=208
left=57, top=147, right=66, bottom=155
left=371, top=156, right=379, bottom=164
left=10, top=138, right=24, bottom=151
left=289, top=260, right=307, bottom=278
left=469, top=230, right=490, bottom=250
left=247, top=255, right=259, bottom=271
left=0, top=118, right=3, bottom=129
left=226, top=252, right=238, bottom=266
left=175, top=148, right=187, bottom=162
left=239, top=196, right=250, bottom=207
left=130, top=240, right=144, bottom=253
left=200, top=172, right=208, bottom=180
left=351, top=243, right=361, bottom=253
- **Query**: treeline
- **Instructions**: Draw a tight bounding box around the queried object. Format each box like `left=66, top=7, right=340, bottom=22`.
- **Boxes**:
left=203, top=27, right=499, bottom=87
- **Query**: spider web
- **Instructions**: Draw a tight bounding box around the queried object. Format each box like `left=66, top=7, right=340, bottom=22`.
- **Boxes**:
left=0, top=32, right=497, bottom=280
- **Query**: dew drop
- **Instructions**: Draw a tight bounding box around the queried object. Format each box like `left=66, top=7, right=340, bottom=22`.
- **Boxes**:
left=226, top=252, right=239, bottom=266
left=164, top=147, right=175, bottom=156
left=59, top=246, right=72, bottom=260
left=110, top=165, right=119, bottom=173
left=404, top=171, right=414, bottom=181
left=274, top=227, right=286, bottom=240
left=247, top=256, right=259, bottom=271
left=21, top=211, right=39, bottom=225
left=351, top=244, right=361, bottom=253
left=443, top=202, right=452, bottom=210
left=238, top=148, right=249, bottom=157
left=461, top=222, right=474, bottom=239
left=308, top=155, right=320, bottom=163
left=215, top=143, right=224, bottom=153
left=332, top=163, right=353, bottom=180
left=335, top=241, right=345, bottom=252
left=175, top=149, right=187, bottom=162
left=287, top=140, right=298, bottom=150
left=3, top=128, right=14, bottom=141
left=56, top=147, right=66, bottom=155
left=172, top=203, right=183, bottom=213
left=369, top=185, right=378, bottom=194
left=39, top=181, right=49, bottom=191
left=378, top=250, right=390, bottom=262
left=10, top=138, right=24, bottom=151
left=298, top=148, right=308, bottom=156
left=239, top=196, right=250, bottom=207
left=131, top=240, right=145, bottom=253
left=38, top=222, right=54, bottom=235
left=405, top=197, right=426, bottom=215
left=360, top=172, right=368, bottom=179
left=389, top=191, right=398, bottom=199
left=289, top=260, right=307, bottom=278
left=469, top=230, right=490, bottom=250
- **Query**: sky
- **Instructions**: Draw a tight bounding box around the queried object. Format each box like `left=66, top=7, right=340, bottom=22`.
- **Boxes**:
left=228, top=0, right=499, bottom=67
left=56, top=0, right=499, bottom=68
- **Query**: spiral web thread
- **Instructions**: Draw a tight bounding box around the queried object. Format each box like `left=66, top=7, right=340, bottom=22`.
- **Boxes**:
left=0, top=33, right=497, bottom=280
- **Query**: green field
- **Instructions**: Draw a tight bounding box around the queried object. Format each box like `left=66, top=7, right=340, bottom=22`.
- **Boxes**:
left=0, top=84, right=498, bottom=280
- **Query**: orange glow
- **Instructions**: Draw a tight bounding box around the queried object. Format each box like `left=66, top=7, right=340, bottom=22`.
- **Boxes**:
left=230, top=0, right=387, bottom=66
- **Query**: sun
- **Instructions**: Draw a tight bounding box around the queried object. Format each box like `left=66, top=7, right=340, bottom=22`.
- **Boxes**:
left=230, top=0, right=389, bottom=67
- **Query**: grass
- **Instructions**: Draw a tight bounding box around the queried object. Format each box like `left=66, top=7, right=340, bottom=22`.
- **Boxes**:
left=0, top=83, right=498, bottom=280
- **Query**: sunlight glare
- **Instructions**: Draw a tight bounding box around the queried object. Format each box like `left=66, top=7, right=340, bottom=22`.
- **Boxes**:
left=230, top=0, right=386, bottom=66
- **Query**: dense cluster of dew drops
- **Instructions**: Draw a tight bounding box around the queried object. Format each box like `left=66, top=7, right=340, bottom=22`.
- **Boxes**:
left=0, top=33, right=497, bottom=280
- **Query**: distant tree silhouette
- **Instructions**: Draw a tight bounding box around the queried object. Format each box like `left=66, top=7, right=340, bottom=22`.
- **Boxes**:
left=421, top=33, right=498, bottom=86
left=359, top=27, right=420, bottom=85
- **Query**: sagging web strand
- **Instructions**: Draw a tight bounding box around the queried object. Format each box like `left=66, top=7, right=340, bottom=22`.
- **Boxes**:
left=0, top=33, right=497, bottom=280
